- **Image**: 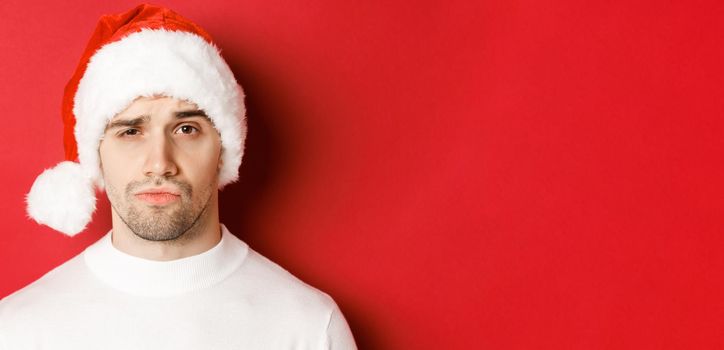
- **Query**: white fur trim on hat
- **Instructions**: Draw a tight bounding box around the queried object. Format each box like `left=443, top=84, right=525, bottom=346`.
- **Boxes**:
left=74, top=29, right=246, bottom=188
left=26, top=161, right=96, bottom=236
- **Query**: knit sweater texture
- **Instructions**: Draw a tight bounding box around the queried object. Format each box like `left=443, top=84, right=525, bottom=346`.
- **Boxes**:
left=0, top=225, right=357, bottom=349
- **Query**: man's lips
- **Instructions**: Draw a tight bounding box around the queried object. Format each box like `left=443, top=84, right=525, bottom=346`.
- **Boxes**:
left=134, top=188, right=181, bottom=205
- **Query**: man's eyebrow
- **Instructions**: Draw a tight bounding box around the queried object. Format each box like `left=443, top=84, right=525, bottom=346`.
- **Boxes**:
left=176, top=109, right=208, bottom=119
left=105, top=115, right=150, bottom=131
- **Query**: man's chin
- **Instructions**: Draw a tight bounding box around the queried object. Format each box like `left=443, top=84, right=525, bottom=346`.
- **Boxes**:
left=131, top=207, right=181, bottom=223
left=126, top=217, right=191, bottom=242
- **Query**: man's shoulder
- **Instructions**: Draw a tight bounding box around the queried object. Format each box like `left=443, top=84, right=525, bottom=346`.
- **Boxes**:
left=223, top=248, right=358, bottom=348
left=0, top=251, right=90, bottom=321
left=228, top=246, right=339, bottom=315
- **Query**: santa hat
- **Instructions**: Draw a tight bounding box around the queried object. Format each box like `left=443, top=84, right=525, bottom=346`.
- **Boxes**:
left=26, top=4, right=246, bottom=236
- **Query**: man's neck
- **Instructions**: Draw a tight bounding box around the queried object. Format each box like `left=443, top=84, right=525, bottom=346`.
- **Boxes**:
left=109, top=207, right=222, bottom=261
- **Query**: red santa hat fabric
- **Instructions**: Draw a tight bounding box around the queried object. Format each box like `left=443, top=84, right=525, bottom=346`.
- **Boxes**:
left=26, top=4, right=246, bottom=236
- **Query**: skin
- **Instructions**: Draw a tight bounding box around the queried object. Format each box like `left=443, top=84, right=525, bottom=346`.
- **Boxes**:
left=98, top=95, right=224, bottom=261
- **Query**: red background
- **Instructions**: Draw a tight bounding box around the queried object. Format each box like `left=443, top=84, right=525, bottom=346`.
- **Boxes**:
left=2, top=1, right=723, bottom=348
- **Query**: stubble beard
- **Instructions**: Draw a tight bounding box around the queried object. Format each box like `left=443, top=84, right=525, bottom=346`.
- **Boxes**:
left=106, top=177, right=213, bottom=243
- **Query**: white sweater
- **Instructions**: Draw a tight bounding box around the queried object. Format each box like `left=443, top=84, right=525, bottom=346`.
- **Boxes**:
left=0, top=225, right=357, bottom=349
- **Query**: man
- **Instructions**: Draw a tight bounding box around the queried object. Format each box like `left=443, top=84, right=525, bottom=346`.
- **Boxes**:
left=0, top=4, right=356, bottom=349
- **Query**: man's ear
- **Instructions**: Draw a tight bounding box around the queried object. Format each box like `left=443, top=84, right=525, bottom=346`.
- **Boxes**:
left=97, top=145, right=107, bottom=190
left=97, top=146, right=104, bottom=173
left=217, top=147, right=224, bottom=174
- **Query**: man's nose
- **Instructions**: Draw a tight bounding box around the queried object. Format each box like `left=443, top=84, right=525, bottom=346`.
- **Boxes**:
left=142, top=133, right=179, bottom=178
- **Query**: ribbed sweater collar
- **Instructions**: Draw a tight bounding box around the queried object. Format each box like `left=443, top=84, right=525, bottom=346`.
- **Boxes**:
left=83, top=224, right=248, bottom=297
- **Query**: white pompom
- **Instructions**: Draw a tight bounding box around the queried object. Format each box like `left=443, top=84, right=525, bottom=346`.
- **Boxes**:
left=26, top=161, right=97, bottom=236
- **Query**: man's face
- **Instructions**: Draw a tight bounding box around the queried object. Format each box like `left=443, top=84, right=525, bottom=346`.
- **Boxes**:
left=98, top=96, right=222, bottom=241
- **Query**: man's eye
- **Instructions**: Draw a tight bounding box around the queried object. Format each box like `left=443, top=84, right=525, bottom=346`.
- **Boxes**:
left=176, top=125, right=199, bottom=134
left=120, top=129, right=140, bottom=136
